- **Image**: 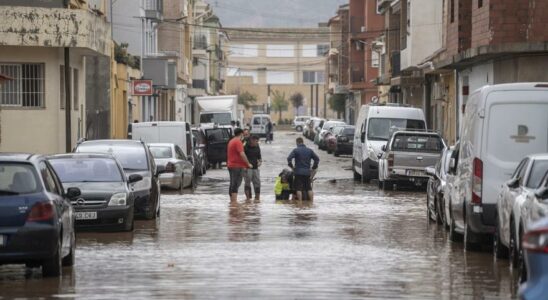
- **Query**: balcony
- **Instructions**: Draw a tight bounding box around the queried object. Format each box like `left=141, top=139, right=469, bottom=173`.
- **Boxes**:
left=144, top=0, right=163, bottom=21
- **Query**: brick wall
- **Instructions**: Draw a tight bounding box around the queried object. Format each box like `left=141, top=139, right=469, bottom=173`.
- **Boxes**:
left=445, top=0, right=472, bottom=57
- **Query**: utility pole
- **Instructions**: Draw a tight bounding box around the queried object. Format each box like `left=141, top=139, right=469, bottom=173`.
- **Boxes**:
left=64, top=47, right=72, bottom=152
left=315, top=84, right=319, bottom=117
left=310, top=85, right=313, bottom=116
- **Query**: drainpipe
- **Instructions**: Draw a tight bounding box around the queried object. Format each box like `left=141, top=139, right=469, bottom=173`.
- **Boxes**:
left=65, top=47, right=72, bottom=152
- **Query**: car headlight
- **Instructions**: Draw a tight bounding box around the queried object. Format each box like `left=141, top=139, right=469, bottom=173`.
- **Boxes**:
left=109, top=193, right=127, bottom=206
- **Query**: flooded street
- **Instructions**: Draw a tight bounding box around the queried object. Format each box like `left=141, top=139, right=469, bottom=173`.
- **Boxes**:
left=0, top=131, right=517, bottom=299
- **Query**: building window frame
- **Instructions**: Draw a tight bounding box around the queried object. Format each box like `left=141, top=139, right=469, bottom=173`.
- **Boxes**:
left=266, top=44, right=295, bottom=58
left=450, top=0, right=455, bottom=23
left=0, top=63, right=45, bottom=108
left=302, top=71, right=325, bottom=84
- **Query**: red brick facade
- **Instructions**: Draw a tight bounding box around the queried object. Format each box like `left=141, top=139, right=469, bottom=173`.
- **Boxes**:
left=446, top=0, right=472, bottom=57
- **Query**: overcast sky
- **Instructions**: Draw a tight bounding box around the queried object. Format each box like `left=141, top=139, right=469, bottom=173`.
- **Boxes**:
left=204, top=0, right=347, bottom=27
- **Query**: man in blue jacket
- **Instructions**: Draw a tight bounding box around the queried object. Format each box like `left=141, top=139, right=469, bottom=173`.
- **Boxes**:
left=287, top=137, right=320, bottom=201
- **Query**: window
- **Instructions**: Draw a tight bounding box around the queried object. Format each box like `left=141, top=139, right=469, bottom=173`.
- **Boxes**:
left=303, top=71, right=325, bottom=84
left=266, top=45, right=294, bottom=57
left=266, top=71, right=294, bottom=84
left=228, top=44, right=258, bottom=57
left=73, top=68, right=79, bottom=110
left=149, top=146, right=174, bottom=159
left=302, top=44, right=330, bottom=57
left=527, top=160, right=548, bottom=188
left=478, top=0, right=483, bottom=8
left=371, top=51, right=380, bottom=68
left=0, top=163, right=40, bottom=195
left=226, top=68, right=258, bottom=84
left=0, top=63, right=44, bottom=107
left=49, top=158, right=124, bottom=183
left=40, top=162, right=60, bottom=195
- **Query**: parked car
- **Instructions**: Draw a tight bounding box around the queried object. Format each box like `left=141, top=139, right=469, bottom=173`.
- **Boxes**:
left=426, top=146, right=453, bottom=224
left=192, top=127, right=208, bottom=176
left=451, top=83, right=548, bottom=250
left=443, top=142, right=461, bottom=235
left=204, top=126, right=232, bottom=168
left=149, top=143, right=196, bottom=190
left=519, top=216, right=548, bottom=299
left=520, top=170, right=548, bottom=243
left=303, top=119, right=313, bottom=139
left=250, top=114, right=272, bottom=139
left=316, top=120, right=346, bottom=150
left=326, top=125, right=355, bottom=156
left=0, top=153, right=81, bottom=277
left=309, top=118, right=326, bottom=141
left=378, top=131, right=446, bottom=190
left=494, top=154, right=548, bottom=279
left=353, top=104, right=426, bottom=183
left=75, top=140, right=161, bottom=220
left=293, top=116, right=311, bottom=132
left=48, top=153, right=142, bottom=232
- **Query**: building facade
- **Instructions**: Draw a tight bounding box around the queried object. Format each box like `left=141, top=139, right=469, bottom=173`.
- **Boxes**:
left=0, top=2, right=110, bottom=154
left=224, top=26, right=334, bottom=124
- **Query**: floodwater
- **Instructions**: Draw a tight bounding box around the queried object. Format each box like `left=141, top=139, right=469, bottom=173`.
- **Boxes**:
left=0, top=131, right=518, bottom=299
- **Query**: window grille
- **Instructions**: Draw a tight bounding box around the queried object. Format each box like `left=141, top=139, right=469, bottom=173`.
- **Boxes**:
left=0, top=63, right=44, bottom=107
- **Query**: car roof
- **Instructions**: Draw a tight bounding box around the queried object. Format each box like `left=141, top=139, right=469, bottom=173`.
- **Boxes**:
left=474, top=82, right=548, bottom=95
left=0, top=153, right=37, bottom=161
left=392, top=131, right=442, bottom=137
left=48, top=153, right=116, bottom=160
left=148, top=143, right=175, bottom=147
left=79, top=139, right=144, bottom=147
left=527, top=153, right=548, bottom=160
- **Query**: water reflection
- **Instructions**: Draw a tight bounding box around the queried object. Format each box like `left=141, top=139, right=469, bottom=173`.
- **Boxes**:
left=228, top=200, right=262, bottom=242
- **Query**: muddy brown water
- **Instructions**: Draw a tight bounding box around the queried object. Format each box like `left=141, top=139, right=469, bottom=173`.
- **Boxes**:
left=0, top=132, right=517, bottom=299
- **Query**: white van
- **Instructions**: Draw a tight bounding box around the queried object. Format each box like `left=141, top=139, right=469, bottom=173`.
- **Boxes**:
left=450, top=83, right=548, bottom=248
left=352, top=104, right=426, bottom=182
left=250, top=114, right=272, bottom=138
left=132, top=122, right=194, bottom=158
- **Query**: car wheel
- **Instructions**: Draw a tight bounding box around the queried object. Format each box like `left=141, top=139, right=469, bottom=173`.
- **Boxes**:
left=353, top=162, right=361, bottom=181
left=361, top=161, right=370, bottom=184
left=509, top=221, right=519, bottom=268
left=62, top=231, right=75, bottom=267
left=296, top=126, right=302, bottom=132
left=449, top=208, right=462, bottom=242
left=493, top=217, right=509, bottom=259
left=426, top=192, right=434, bottom=223
left=42, top=238, right=62, bottom=277
left=464, top=218, right=480, bottom=251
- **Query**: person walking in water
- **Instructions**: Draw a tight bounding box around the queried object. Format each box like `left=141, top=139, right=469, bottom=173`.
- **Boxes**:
left=227, top=128, right=253, bottom=202
left=244, top=135, right=262, bottom=201
left=287, top=137, right=319, bottom=201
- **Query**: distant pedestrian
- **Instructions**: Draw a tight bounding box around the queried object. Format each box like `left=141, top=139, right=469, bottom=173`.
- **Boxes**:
left=227, top=128, right=253, bottom=202
left=244, top=135, right=262, bottom=201
left=265, top=120, right=273, bottom=143
left=287, top=137, right=319, bottom=201
left=242, top=128, right=251, bottom=146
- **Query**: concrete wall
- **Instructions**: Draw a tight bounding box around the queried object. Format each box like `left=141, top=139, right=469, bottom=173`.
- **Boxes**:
left=494, top=55, right=548, bottom=83
left=0, top=46, right=85, bottom=154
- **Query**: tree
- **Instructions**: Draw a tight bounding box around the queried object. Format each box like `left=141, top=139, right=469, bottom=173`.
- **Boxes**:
left=271, top=90, right=289, bottom=123
left=289, top=92, right=304, bottom=115
left=328, top=94, right=346, bottom=119
left=234, top=90, right=257, bottom=109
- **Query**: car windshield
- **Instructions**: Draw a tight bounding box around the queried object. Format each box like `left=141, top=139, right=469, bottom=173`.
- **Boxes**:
left=200, top=113, right=232, bottom=125
left=0, top=163, right=41, bottom=196
left=206, top=128, right=231, bottom=142
left=343, top=128, right=355, bottom=135
left=323, top=122, right=344, bottom=130
left=527, top=160, right=548, bottom=188
left=368, top=118, right=426, bottom=141
left=392, top=134, right=444, bottom=153
left=50, top=158, right=123, bottom=183
left=149, top=146, right=173, bottom=159
left=77, top=144, right=149, bottom=171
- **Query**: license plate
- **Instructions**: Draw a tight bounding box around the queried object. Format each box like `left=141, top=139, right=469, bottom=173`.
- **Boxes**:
left=406, top=169, right=425, bottom=177
left=75, top=212, right=97, bottom=220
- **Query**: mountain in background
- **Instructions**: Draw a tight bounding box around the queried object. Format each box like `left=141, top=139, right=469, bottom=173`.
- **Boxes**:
left=205, top=0, right=347, bottom=28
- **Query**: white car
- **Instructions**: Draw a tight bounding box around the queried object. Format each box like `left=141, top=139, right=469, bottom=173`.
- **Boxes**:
left=494, top=154, right=548, bottom=273
left=451, top=83, right=548, bottom=250
left=293, top=116, right=311, bottom=132
left=317, top=120, right=346, bottom=150
left=148, top=143, right=196, bottom=191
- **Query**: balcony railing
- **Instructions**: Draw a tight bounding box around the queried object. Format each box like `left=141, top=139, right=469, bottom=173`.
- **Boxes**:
left=144, top=0, right=163, bottom=21
left=391, top=51, right=400, bottom=77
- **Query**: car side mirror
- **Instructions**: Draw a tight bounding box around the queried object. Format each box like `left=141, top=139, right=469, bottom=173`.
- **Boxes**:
left=506, top=178, right=520, bottom=189
left=425, top=167, right=436, bottom=177
left=535, top=187, right=548, bottom=199
left=381, top=145, right=387, bottom=152
left=128, top=174, right=143, bottom=184
left=360, top=132, right=365, bottom=143
left=66, top=187, right=81, bottom=198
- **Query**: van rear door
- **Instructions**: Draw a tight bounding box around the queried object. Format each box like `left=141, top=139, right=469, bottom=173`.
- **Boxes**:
left=482, top=91, right=548, bottom=213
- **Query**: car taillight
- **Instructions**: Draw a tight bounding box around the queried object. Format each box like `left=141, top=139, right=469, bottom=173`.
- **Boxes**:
left=522, top=229, right=548, bottom=254
left=165, top=162, right=176, bottom=173
left=388, top=153, right=394, bottom=169
left=27, top=202, right=54, bottom=222
left=472, top=157, right=483, bottom=205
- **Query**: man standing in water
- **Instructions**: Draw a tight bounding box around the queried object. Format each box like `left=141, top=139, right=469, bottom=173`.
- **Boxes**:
left=287, top=137, right=319, bottom=201
left=244, top=135, right=262, bottom=201
left=227, top=128, right=253, bottom=202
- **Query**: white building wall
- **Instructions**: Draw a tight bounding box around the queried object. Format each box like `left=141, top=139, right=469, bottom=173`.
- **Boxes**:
left=0, top=46, right=85, bottom=154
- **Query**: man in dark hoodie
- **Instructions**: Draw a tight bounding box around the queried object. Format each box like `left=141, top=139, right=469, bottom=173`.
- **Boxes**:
left=244, top=135, right=262, bottom=201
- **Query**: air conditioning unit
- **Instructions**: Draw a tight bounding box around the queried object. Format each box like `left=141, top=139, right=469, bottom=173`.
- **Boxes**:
left=361, top=26, right=366, bottom=32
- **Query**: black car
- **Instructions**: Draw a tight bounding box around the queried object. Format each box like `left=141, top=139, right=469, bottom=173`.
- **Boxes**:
left=192, top=127, right=208, bottom=176
left=204, top=127, right=232, bottom=169
left=0, top=153, right=81, bottom=277
left=326, top=125, right=355, bottom=156
left=48, top=153, right=143, bottom=232
left=74, top=140, right=160, bottom=220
